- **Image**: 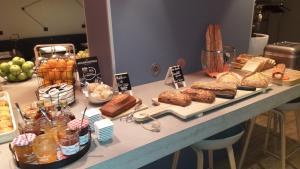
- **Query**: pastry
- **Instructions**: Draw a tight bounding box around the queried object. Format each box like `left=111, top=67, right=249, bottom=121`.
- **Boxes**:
left=216, top=72, right=242, bottom=86
left=235, top=54, right=254, bottom=64
left=100, top=93, right=137, bottom=117
left=88, top=83, right=113, bottom=101
left=241, top=73, right=269, bottom=88
left=272, top=64, right=286, bottom=80
left=191, top=81, right=237, bottom=97
left=158, top=91, right=191, bottom=107
left=0, top=100, right=13, bottom=134
left=181, top=88, right=215, bottom=103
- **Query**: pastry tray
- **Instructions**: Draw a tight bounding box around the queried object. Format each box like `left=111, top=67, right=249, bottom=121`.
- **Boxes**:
left=10, top=133, right=91, bottom=169
left=0, top=91, right=17, bottom=144
left=133, top=86, right=272, bottom=121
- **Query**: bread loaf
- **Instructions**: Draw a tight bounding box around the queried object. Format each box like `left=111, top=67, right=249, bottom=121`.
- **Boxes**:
left=100, top=94, right=136, bottom=117
left=216, top=72, right=242, bottom=86
left=241, top=73, right=269, bottom=88
left=158, top=91, right=191, bottom=107
left=191, top=81, right=237, bottom=97
left=181, top=88, right=215, bottom=103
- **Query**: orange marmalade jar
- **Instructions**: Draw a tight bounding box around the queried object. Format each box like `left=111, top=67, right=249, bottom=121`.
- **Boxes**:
left=12, top=133, right=36, bottom=163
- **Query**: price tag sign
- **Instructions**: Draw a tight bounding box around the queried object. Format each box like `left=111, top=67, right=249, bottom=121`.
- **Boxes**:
left=115, top=72, right=132, bottom=93
left=171, top=65, right=185, bottom=83
left=76, top=57, right=101, bottom=85
left=165, top=65, right=186, bottom=89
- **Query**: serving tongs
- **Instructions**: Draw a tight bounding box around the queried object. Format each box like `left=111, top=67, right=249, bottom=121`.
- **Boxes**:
left=40, top=108, right=53, bottom=127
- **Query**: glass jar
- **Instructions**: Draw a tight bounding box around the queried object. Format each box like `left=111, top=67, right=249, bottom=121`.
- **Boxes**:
left=201, top=45, right=236, bottom=77
left=36, top=117, right=52, bottom=134
left=67, top=119, right=90, bottom=145
left=12, top=133, right=36, bottom=163
left=60, top=99, right=76, bottom=120
left=19, top=120, right=40, bottom=136
left=45, top=127, right=59, bottom=145
left=32, top=134, right=57, bottom=164
left=57, top=126, right=79, bottom=155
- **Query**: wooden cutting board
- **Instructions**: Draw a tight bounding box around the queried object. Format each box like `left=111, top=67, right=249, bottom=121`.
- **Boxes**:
left=262, top=68, right=300, bottom=86
left=133, top=86, right=271, bottom=122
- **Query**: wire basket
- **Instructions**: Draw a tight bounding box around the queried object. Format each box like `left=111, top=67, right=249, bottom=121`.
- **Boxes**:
left=36, top=83, right=75, bottom=106
left=35, top=58, right=77, bottom=106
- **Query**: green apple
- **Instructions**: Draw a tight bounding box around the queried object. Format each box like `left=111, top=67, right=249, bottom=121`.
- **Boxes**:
left=20, top=58, right=25, bottom=65
left=7, top=74, right=17, bottom=81
left=25, top=61, right=34, bottom=68
left=8, top=61, right=13, bottom=66
left=9, top=65, right=21, bottom=76
left=26, top=69, right=34, bottom=78
left=17, top=72, right=27, bottom=81
left=0, top=62, right=10, bottom=73
left=12, top=57, right=24, bottom=66
left=21, top=62, right=32, bottom=72
left=0, top=70, right=7, bottom=77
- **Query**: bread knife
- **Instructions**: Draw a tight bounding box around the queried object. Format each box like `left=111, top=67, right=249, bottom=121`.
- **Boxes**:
left=215, top=93, right=235, bottom=99
left=237, top=86, right=256, bottom=91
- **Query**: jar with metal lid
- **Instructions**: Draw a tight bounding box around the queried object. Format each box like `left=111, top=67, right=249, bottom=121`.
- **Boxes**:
left=57, top=126, right=79, bottom=155
left=12, top=133, right=36, bottom=163
left=67, top=119, right=90, bottom=145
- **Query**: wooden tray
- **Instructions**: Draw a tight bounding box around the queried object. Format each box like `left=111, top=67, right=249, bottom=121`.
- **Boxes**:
left=103, top=103, right=148, bottom=120
left=10, top=132, right=91, bottom=169
left=133, top=86, right=271, bottom=122
left=262, top=68, right=300, bottom=86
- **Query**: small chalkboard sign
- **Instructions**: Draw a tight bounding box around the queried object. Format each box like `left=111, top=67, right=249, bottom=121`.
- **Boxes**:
left=115, top=72, right=132, bottom=94
left=171, top=65, right=185, bottom=83
left=165, top=65, right=186, bottom=89
left=76, top=57, right=101, bottom=85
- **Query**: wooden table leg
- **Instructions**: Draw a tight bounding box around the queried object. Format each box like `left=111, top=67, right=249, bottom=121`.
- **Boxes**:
left=227, top=146, right=237, bottom=169
left=171, top=151, right=181, bottom=169
left=208, top=150, right=213, bottom=169
left=238, top=117, right=256, bottom=169
left=294, top=110, right=300, bottom=144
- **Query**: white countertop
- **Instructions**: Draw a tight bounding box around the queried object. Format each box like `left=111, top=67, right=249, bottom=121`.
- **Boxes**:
left=1, top=72, right=300, bottom=169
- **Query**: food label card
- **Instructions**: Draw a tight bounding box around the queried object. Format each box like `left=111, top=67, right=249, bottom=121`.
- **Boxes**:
left=115, top=72, right=132, bottom=94
left=76, top=57, right=101, bottom=85
left=171, top=65, right=185, bottom=83
left=165, top=65, right=186, bottom=89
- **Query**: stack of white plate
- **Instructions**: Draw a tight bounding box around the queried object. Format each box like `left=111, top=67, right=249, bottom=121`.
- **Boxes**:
left=94, top=119, right=114, bottom=142
left=83, top=108, right=102, bottom=131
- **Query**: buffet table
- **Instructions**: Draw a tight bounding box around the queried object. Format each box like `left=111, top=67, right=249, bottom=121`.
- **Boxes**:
left=1, top=71, right=300, bottom=169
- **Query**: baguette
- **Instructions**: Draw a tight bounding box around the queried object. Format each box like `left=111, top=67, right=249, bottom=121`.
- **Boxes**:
left=158, top=91, right=191, bottom=107
left=181, top=88, right=215, bottom=103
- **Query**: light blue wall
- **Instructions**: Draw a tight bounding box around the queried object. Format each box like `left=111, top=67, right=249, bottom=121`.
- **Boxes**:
left=110, top=0, right=254, bottom=85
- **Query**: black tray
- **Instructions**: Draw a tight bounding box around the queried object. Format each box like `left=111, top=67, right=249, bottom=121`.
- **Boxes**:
left=9, top=134, right=91, bottom=169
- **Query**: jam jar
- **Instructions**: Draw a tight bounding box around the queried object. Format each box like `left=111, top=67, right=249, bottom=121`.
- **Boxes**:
left=32, top=134, right=57, bottom=164
left=67, top=119, right=90, bottom=145
left=19, top=119, right=40, bottom=136
left=12, top=133, right=36, bottom=163
left=57, top=126, right=79, bottom=155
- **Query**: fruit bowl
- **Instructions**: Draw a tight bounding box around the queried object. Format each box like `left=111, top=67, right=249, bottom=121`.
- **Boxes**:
left=0, top=56, right=35, bottom=83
